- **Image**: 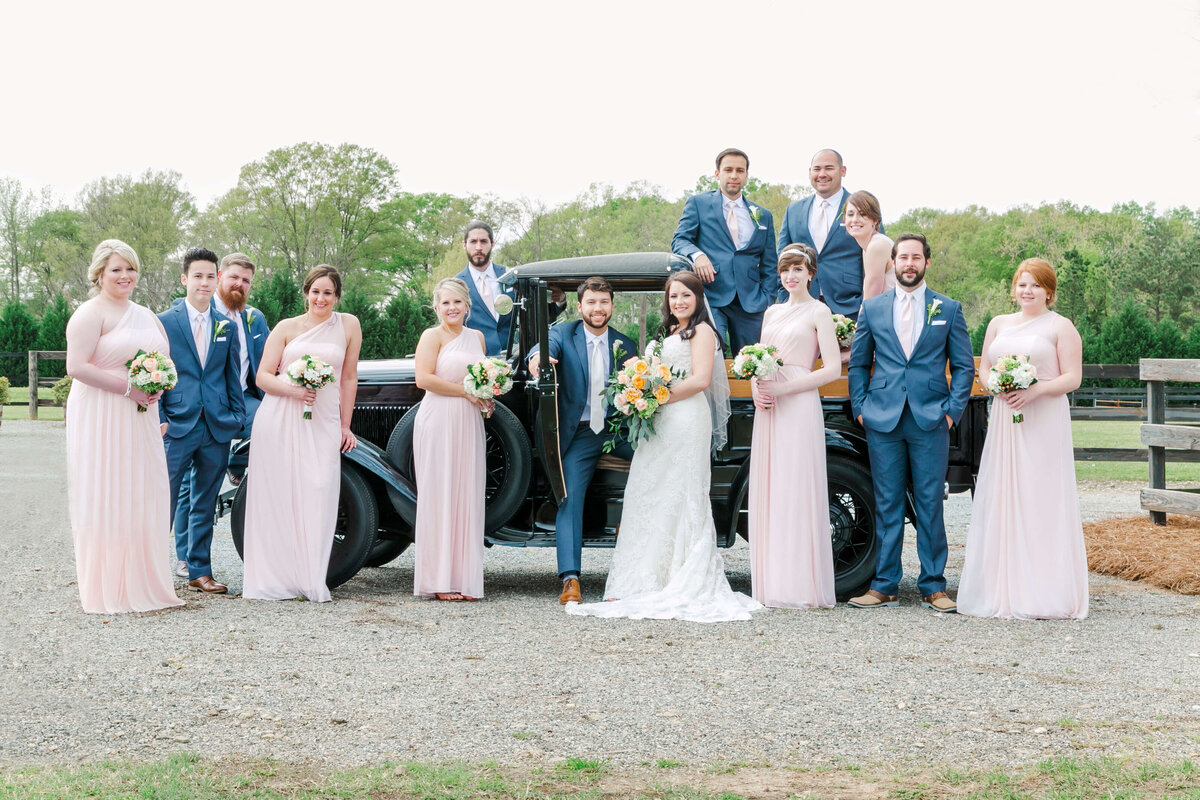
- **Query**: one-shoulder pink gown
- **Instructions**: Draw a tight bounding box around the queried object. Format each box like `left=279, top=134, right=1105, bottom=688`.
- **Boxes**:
left=413, top=331, right=486, bottom=598
left=748, top=302, right=836, bottom=609
left=243, top=313, right=347, bottom=602
left=67, top=303, right=184, bottom=614
left=958, top=311, right=1088, bottom=619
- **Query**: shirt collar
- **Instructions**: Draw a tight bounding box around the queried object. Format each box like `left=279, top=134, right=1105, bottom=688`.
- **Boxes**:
left=721, top=192, right=744, bottom=208
left=468, top=262, right=493, bottom=280
left=184, top=299, right=209, bottom=325
left=896, top=283, right=927, bottom=305
left=585, top=328, right=607, bottom=346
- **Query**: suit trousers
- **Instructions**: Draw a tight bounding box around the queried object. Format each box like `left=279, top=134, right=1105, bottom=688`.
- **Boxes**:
left=173, top=391, right=260, bottom=542
left=709, top=297, right=764, bottom=356
left=555, top=425, right=634, bottom=579
left=862, top=403, right=950, bottom=596
left=166, top=422, right=232, bottom=580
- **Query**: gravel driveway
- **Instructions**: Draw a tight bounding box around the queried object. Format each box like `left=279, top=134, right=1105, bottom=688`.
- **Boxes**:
left=2, top=420, right=1198, bottom=769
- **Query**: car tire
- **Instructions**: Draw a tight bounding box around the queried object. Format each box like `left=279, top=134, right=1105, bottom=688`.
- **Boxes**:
left=230, top=463, right=379, bottom=590
left=827, top=453, right=878, bottom=600
left=363, top=535, right=412, bottom=568
left=385, top=401, right=531, bottom=534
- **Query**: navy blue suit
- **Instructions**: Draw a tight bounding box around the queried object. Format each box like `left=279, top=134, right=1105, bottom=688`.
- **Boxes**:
left=777, top=189, right=873, bottom=318
left=457, top=264, right=514, bottom=356
left=159, top=302, right=245, bottom=580
left=672, top=191, right=778, bottom=352
left=532, top=320, right=638, bottom=579
left=847, top=287, right=974, bottom=596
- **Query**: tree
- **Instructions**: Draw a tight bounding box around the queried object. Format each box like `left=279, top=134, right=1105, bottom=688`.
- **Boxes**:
left=0, top=178, right=37, bottom=300
left=250, top=271, right=304, bottom=328
left=1097, top=300, right=1157, bottom=365
left=1115, top=211, right=1199, bottom=326
left=33, top=293, right=71, bottom=378
left=0, top=301, right=40, bottom=382
left=26, top=208, right=92, bottom=307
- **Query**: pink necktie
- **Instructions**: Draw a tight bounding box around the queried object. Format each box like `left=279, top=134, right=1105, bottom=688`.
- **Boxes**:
left=814, top=200, right=831, bottom=252
left=193, top=315, right=207, bottom=368
left=899, top=294, right=915, bottom=359
left=726, top=202, right=740, bottom=247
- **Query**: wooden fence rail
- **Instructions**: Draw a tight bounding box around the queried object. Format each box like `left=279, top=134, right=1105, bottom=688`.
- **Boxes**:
left=27, top=350, right=67, bottom=420
left=1139, top=359, right=1200, bottom=525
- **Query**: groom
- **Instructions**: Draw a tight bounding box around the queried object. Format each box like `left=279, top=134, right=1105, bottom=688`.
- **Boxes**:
left=527, top=276, right=638, bottom=604
left=847, top=234, right=974, bottom=612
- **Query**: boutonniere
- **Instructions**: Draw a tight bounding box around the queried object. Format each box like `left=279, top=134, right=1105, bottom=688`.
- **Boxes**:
left=749, top=205, right=766, bottom=229
left=212, top=319, right=230, bottom=342
left=926, top=298, right=943, bottom=324
left=245, top=308, right=256, bottom=326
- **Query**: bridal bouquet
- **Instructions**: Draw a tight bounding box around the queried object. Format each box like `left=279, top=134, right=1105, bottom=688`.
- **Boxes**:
left=285, top=354, right=336, bottom=419
left=126, top=350, right=178, bottom=412
left=832, top=314, right=857, bottom=350
left=463, top=357, right=513, bottom=418
left=601, top=343, right=681, bottom=452
left=986, top=354, right=1038, bottom=423
left=729, top=343, right=782, bottom=379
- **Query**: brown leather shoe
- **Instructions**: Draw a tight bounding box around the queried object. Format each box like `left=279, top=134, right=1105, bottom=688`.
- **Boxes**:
left=188, top=575, right=228, bottom=594
left=559, top=578, right=581, bottom=604
left=921, top=591, right=957, bottom=613
left=847, top=589, right=899, bottom=608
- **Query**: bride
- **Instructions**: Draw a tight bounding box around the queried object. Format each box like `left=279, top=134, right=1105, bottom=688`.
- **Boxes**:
left=566, top=272, right=762, bottom=623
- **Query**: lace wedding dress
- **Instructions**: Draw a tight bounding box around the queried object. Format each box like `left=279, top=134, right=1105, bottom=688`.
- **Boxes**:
left=566, top=334, right=761, bottom=623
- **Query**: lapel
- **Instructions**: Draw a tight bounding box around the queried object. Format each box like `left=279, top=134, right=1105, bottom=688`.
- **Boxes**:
left=572, top=322, right=590, bottom=392
left=823, top=189, right=848, bottom=250
left=172, top=303, right=204, bottom=371
left=911, top=290, right=942, bottom=355
left=875, top=289, right=905, bottom=357
left=240, top=310, right=255, bottom=372
left=490, top=263, right=512, bottom=299
left=794, top=195, right=815, bottom=240
left=710, top=192, right=737, bottom=249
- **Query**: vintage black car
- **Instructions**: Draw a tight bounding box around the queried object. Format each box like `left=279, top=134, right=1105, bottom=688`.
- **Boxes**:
left=227, top=252, right=989, bottom=597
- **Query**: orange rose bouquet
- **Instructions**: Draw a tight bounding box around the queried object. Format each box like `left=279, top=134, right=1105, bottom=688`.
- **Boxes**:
left=600, top=342, right=683, bottom=452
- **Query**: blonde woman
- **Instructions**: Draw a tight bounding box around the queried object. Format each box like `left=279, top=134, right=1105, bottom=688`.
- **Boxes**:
left=413, top=278, right=492, bottom=601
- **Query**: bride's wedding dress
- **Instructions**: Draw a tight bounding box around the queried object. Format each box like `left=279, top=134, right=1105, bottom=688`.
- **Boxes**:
left=566, top=334, right=761, bottom=623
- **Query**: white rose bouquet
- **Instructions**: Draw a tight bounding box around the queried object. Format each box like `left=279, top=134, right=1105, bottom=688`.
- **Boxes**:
left=463, top=357, right=514, bottom=418
left=832, top=314, right=856, bottom=350
left=285, top=354, right=336, bottom=419
left=986, top=354, right=1038, bottom=423
left=729, top=343, right=782, bottom=379
left=126, top=349, right=178, bottom=412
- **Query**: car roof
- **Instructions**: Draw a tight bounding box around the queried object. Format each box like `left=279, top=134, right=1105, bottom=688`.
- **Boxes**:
left=501, top=252, right=693, bottom=292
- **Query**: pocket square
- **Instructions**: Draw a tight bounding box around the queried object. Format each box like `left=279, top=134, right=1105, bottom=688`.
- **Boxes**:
left=216, top=336, right=228, bottom=341
left=254, top=334, right=263, bottom=339
left=931, top=320, right=947, bottom=326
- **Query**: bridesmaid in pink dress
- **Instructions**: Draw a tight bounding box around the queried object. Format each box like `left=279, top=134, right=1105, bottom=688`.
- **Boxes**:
left=65, top=239, right=184, bottom=614
left=243, top=266, right=362, bottom=602
left=748, top=244, right=843, bottom=608
left=959, top=258, right=1088, bottom=619
left=412, top=277, right=491, bottom=601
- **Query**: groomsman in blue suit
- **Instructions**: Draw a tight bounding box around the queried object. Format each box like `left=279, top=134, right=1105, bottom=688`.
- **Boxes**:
left=847, top=234, right=974, bottom=612
left=171, top=252, right=269, bottom=575
left=159, top=248, right=245, bottom=594
left=777, top=149, right=873, bottom=318
left=526, top=277, right=638, bottom=604
left=672, top=148, right=778, bottom=353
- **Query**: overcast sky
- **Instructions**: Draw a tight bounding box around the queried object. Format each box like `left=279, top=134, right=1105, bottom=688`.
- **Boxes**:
left=2, top=0, right=1197, bottom=221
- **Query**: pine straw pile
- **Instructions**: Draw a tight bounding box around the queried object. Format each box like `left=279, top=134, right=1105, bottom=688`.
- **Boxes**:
left=1084, top=514, right=1200, bottom=594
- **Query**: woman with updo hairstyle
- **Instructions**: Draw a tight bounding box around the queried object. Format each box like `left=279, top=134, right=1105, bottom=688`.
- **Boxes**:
left=746, top=243, right=842, bottom=608
left=412, top=277, right=492, bottom=601
left=843, top=190, right=895, bottom=302
left=65, top=239, right=184, bottom=613
left=243, top=264, right=363, bottom=602
left=958, top=257, right=1088, bottom=619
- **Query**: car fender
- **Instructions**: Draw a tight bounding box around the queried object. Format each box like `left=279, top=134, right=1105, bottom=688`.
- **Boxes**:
left=344, top=438, right=417, bottom=513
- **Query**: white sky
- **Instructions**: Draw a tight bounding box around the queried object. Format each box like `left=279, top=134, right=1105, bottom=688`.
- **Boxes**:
left=2, top=0, right=1197, bottom=220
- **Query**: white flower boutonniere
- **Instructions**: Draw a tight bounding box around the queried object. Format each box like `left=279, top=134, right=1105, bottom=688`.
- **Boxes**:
left=212, top=320, right=230, bottom=342
left=926, top=298, right=943, bottom=324
left=749, top=205, right=766, bottom=229
left=245, top=309, right=256, bottom=326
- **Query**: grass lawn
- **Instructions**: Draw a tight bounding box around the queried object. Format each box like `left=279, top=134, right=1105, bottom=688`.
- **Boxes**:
left=0, top=754, right=1196, bottom=799
left=1072, top=420, right=1200, bottom=482
left=2, top=386, right=64, bottom=422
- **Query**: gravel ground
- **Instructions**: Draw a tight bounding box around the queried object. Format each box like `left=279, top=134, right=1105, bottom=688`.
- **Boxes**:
left=2, top=419, right=1198, bottom=770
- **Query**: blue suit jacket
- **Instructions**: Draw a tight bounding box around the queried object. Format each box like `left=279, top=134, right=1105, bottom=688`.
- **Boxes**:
left=671, top=191, right=778, bottom=313
left=239, top=305, right=270, bottom=400
left=777, top=190, right=871, bottom=316
left=457, top=264, right=513, bottom=356
left=540, top=320, right=638, bottom=454
left=847, top=288, right=975, bottom=433
left=158, top=303, right=246, bottom=443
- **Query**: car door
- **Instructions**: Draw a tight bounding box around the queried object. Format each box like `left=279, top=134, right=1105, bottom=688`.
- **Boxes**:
left=532, top=279, right=567, bottom=503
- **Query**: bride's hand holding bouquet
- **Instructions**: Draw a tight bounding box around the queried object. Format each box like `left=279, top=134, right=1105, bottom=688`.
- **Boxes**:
left=601, top=343, right=681, bottom=452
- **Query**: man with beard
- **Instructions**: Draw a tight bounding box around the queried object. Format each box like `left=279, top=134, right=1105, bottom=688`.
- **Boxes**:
left=171, top=252, right=269, bottom=579
left=847, top=234, right=974, bottom=612
left=527, top=277, right=638, bottom=604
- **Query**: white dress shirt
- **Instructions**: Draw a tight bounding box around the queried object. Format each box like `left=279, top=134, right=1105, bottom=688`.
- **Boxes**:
left=184, top=299, right=211, bottom=361
left=580, top=329, right=610, bottom=423
left=892, top=282, right=927, bottom=353
left=213, top=294, right=249, bottom=388
left=809, top=188, right=845, bottom=252
left=468, top=263, right=500, bottom=320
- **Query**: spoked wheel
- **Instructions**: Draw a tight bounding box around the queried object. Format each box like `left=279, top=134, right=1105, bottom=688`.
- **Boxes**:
left=827, top=454, right=878, bottom=600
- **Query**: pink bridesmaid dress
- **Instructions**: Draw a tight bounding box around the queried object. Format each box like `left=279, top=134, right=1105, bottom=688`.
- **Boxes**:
left=748, top=303, right=836, bottom=608
left=66, top=303, right=184, bottom=614
left=413, top=331, right=485, bottom=598
left=958, top=311, right=1088, bottom=619
left=243, top=313, right=347, bottom=602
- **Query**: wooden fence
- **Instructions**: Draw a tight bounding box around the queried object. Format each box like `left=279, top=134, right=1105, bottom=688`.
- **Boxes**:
left=26, top=350, right=66, bottom=420
left=1138, top=359, right=1200, bottom=525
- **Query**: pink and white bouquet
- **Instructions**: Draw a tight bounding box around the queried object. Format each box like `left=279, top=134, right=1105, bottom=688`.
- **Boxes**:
left=729, top=343, right=782, bottom=379
left=832, top=314, right=857, bottom=350
left=463, top=357, right=514, bottom=417
left=601, top=342, right=682, bottom=451
left=126, top=349, right=178, bottom=412
left=285, top=354, right=336, bottom=419
left=986, top=354, right=1038, bottom=423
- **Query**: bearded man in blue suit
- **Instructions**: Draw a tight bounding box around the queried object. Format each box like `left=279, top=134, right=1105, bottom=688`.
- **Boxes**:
left=672, top=148, right=778, bottom=353
left=159, top=248, right=246, bottom=594
left=847, top=234, right=974, bottom=613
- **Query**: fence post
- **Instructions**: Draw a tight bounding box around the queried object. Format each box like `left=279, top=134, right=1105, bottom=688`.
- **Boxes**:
left=1146, top=375, right=1166, bottom=525
left=27, top=350, right=38, bottom=421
